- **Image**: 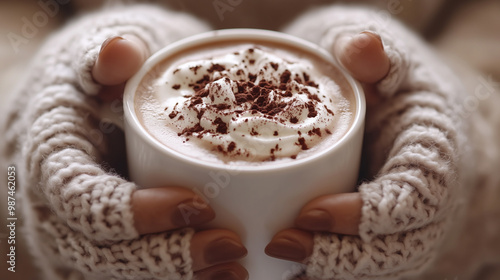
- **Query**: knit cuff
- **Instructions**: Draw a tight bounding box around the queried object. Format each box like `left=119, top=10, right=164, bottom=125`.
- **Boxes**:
left=41, top=211, right=195, bottom=280
left=70, top=4, right=210, bottom=95
left=356, top=86, right=462, bottom=242
left=40, top=148, right=140, bottom=242
left=305, top=222, right=446, bottom=280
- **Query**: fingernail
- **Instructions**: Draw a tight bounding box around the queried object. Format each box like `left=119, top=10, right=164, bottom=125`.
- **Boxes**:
left=265, top=236, right=307, bottom=262
left=209, top=269, right=246, bottom=280
left=295, top=209, right=333, bottom=231
left=100, top=36, right=124, bottom=53
left=205, top=238, right=248, bottom=265
left=360, top=31, right=384, bottom=48
left=171, top=199, right=215, bottom=227
left=122, top=34, right=150, bottom=60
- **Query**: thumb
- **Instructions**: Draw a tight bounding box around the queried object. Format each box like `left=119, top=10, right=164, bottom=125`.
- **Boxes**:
left=333, top=31, right=390, bottom=107
left=92, top=34, right=149, bottom=86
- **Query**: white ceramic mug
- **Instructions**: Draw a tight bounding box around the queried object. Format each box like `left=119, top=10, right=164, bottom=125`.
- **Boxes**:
left=111, top=29, right=365, bottom=280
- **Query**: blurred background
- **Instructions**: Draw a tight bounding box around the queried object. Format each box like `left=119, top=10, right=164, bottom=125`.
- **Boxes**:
left=1, top=0, right=499, bottom=279
left=1, top=0, right=500, bottom=113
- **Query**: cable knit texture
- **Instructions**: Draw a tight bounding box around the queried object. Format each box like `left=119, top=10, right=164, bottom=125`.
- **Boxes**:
left=1, top=4, right=209, bottom=280
left=0, top=3, right=487, bottom=280
left=284, top=6, right=470, bottom=280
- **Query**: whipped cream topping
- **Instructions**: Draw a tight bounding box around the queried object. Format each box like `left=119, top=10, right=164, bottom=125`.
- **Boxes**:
left=151, top=46, right=351, bottom=162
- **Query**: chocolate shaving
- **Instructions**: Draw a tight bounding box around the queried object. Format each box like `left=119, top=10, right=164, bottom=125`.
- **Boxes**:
left=303, top=72, right=310, bottom=82
left=248, top=73, right=257, bottom=83
left=180, top=123, right=204, bottom=136
left=190, top=65, right=201, bottom=75
left=306, top=101, right=318, bottom=118
left=307, top=81, right=319, bottom=88
left=280, top=70, right=291, bottom=84
left=189, top=97, right=203, bottom=107
left=227, top=141, right=236, bottom=152
left=309, top=127, right=322, bottom=136
left=297, top=137, right=308, bottom=150
left=169, top=111, right=179, bottom=119
left=189, top=75, right=211, bottom=92
left=208, top=63, right=226, bottom=73
left=197, top=108, right=206, bottom=120
left=214, top=117, right=228, bottom=134
left=324, top=105, right=334, bottom=116
left=197, top=88, right=209, bottom=98
left=173, top=48, right=328, bottom=161
left=215, top=103, right=231, bottom=110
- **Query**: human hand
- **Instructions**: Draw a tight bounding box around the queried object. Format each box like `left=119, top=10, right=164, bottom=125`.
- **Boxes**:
left=271, top=6, right=465, bottom=279
left=265, top=31, right=390, bottom=262
left=92, top=35, right=249, bottom=280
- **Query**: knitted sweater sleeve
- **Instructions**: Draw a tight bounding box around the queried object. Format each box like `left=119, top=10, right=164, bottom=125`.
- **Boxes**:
left=1, top=4, right=209, bottom=279
left=284, top=5, right=468, bottom=279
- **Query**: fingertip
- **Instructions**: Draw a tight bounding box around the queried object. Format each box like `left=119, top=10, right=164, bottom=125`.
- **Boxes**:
left=191, top=229, right=247, bottom=272
left=194, top=262, right=248, bottom=280
left=295, top=193, right=362, bottom=235
left=295, top=208, right=333, bottom=232
left=334, top=31, right=390, bottom=84
left=265, top=229, right=314, bottom=263
left=92, top=35, right=149, bottom=86
left=131, top=187, right=215, bottom=235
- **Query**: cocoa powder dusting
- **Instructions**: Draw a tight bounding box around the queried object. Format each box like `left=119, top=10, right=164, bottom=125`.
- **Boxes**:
left=171, top=48, right=329, bottom=161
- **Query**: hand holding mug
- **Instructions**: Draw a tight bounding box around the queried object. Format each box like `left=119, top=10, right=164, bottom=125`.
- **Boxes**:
left=265, top=31, right=391, bottom=265
left=92, top=34, right=249, bottom=280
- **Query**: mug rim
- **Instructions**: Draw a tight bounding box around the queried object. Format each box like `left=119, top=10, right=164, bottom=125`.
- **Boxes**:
left=123, top=28, right=366, bottom=173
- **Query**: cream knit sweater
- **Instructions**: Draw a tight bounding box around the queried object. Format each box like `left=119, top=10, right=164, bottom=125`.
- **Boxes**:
left=1, top=3, right=497, bottom=280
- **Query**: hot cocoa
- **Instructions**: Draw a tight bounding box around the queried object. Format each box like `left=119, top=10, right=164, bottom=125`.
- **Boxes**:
left=135, top=40, right=356, bottom=164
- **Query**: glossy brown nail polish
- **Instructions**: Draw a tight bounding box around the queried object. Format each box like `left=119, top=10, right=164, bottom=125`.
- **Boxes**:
left=171, top=199, right=215, bottom=227
left=209, top=269, right=245, bottom=280
left=295, top=209, right=333, bottom=231
left=265, top=237, right=307, bottom=262
left=205, top=238, right=248, bottom=265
